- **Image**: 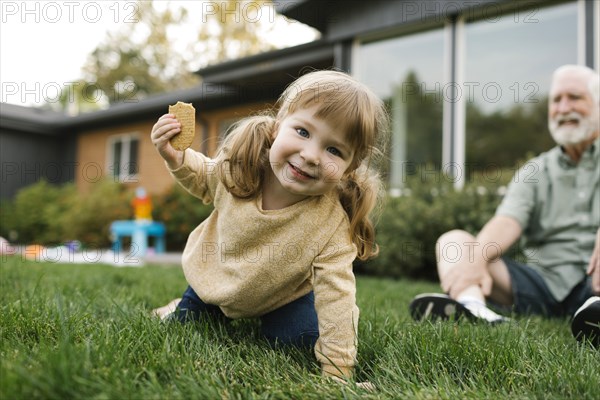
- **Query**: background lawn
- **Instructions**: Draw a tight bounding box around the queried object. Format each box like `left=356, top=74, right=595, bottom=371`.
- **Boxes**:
left=1, top=256, right=598, bottom=399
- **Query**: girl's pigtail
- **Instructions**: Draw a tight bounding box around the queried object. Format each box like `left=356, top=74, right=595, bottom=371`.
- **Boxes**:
left=218, top=115, right=276, bottom=198
left=338, top=164, right=383, bottom=260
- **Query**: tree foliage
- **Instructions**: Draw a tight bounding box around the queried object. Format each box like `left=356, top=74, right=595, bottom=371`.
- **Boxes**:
left=55, top=1, right=282, bottom=110
left=385, top=70, right=554, bottom=182
left=43, top=80, right=108, bottom=115
left=400, top=71, right=444, bottom=167
left=191, top=0, right=276, bottom=63
left=82, top=1, right=199, bottom=105
left=465, top=96, right=553, bottom=170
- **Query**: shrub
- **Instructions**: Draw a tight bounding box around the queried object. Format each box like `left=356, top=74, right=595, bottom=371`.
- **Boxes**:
left=61, top=179, right=132, bottom=248
left=40, top=183, right=80, bottom=244
left=2, top=180, right=77, bottom=245
left=152, top=184, right=214, bottom=251
left=357, top=170, right=512, bottom=281
left=3, top=179, right=213, bottom=251
left=2, top=179, right=132, bottom=248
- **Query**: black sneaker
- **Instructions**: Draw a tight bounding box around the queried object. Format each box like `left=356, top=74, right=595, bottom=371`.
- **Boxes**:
left=409, top=293, right=509, bottom=324
left=571, top=296, right=600, bottom=347
left=410, top=293, right=476, bottom=322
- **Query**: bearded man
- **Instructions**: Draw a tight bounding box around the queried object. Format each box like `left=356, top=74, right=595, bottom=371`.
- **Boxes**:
left=410, top=65, right=600, bottom=346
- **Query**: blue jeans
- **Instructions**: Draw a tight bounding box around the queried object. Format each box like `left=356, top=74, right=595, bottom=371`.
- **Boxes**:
left=502, top=258, right=594, bottom=317
left=175, top=285, right=319, bottom=348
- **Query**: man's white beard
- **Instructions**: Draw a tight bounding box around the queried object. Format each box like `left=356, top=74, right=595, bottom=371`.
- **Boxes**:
left=548, top=111, right=599, bottom=146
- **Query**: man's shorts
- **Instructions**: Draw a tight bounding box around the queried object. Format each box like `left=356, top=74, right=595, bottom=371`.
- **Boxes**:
left=502, top=258, right=593, bottom=318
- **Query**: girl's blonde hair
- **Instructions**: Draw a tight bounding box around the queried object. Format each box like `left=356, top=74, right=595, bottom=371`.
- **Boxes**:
left=217, top=70, right=389, bottom=260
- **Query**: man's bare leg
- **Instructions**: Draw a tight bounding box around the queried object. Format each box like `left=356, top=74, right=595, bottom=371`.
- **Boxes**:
left=436, top=229, right=513, bottom=306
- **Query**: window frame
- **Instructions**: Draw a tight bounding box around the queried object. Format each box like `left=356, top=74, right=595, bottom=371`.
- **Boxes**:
left=352, top=0, right=591, bottom=190
left=106, top=133, right=140, bottom=183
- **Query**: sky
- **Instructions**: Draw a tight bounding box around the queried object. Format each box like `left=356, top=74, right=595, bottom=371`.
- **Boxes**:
left=0, top=1, right=319, bottom=108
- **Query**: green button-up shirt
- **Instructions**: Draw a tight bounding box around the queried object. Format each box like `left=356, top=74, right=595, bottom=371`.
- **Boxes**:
left=496, top=137, right=600, bottom=301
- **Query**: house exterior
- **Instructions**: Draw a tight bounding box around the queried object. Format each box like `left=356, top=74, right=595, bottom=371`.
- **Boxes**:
left=0, top=39, right=334, bottom=199
left=0, top=0, right=597, bottom=199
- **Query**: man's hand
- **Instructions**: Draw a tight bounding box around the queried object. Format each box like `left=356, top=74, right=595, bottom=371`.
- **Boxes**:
left=441, top=257, right=493, bottom=299
left=588, top=229, right=600, bottom=294
left=439, top=216, right=521, bottom=300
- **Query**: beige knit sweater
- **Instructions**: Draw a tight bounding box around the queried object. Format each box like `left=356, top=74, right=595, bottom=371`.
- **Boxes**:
left=169, top=149, right=360, bottom=377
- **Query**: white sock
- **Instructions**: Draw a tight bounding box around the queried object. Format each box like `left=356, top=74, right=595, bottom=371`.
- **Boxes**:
left=457, top=295, right=508, bottom=323
left=456, top=294, right=486, bottom=307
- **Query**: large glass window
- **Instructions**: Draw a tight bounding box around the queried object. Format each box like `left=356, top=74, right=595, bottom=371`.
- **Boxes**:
left=464, top=2, right=578, bottom=175
left=356, top=28, right=444, bottom=190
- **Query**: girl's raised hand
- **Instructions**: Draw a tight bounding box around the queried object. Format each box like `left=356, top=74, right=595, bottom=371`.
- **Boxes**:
left=151, top=114, right=184, bottom=169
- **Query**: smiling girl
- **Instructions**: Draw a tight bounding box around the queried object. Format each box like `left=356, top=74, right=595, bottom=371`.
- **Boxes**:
left=150, top=70, right=388, bottom=385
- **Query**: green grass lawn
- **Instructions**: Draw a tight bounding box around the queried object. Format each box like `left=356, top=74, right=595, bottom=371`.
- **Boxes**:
left=1, top=256, right=598, bottom=399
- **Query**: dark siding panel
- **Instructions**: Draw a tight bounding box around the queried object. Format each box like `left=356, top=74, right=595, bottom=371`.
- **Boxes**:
left=0, top=130, right=75, bottom=199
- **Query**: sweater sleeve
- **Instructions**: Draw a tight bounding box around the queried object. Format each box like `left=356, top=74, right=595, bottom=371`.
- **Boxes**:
left=168, top=149, right=219, bottom=205
left=312, top=219, right=359, bottom=379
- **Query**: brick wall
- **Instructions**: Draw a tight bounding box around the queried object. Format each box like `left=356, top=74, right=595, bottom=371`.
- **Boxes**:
left=75, top=101, right=273, bottom=196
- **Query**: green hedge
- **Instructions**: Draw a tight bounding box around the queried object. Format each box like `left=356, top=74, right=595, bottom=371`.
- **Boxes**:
left=0, top=180, right=131, bottom=248
left=152, top=184, right=214, bottom=251
left=0, top=180, right=79, bottom=245
left=0, top=180, right=213, bottom=251
left=60, top=180, right=133, bottom=247
left=2, top=168, right=516, bottom=281
left=356, top=169, right=515, bottom=280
